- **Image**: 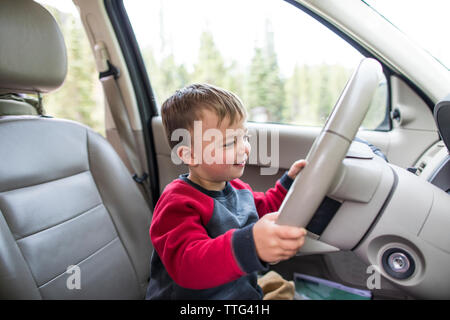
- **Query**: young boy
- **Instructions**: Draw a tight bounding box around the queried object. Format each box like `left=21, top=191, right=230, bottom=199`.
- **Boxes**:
left=146, top=83, right=307, bottom=300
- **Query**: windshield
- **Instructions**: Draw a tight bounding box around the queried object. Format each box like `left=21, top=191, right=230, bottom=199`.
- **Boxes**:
left=363, top=0, right=450, bottom=70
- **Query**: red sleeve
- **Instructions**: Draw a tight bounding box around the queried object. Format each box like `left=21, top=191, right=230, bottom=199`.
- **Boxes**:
left=150, top=182, right=245, bottom=290
left=230, top=173, right=293, bottom=218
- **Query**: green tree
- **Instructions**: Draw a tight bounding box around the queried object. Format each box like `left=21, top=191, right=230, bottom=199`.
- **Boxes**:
left=140, top=0, right=192, bottom=105
left=192, top=31, right=226, bottom=87
left=317, top=64, right=334, bottom=122
left=285, top=64, right=314, bottom=123
left=223, top=60, right=245, bottom=101
left=284, top=63, right=353, bottom=126
left=141, top=47, right=190, bottom=106
left=43, top=6, right=104, bottom=135
left=246, top=22, right=285, bottom=122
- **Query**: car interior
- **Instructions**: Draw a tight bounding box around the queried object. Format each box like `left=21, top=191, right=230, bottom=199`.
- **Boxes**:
left=1, top=0, right=449, bottom=300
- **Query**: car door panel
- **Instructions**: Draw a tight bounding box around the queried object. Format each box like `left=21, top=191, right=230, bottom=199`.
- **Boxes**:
left=152, top=115, right=435, bottom=193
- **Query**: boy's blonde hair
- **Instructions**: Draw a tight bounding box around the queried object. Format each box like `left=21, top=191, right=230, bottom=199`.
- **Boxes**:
left=161, top=83, right=247, bottom=148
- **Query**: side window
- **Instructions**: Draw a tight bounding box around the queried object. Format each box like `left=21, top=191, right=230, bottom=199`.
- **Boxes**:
left=363, top=77, right=389, bottom=130
left=125, top=0, right=388, bottom=130
left=35, top=0, right=105, bottom=136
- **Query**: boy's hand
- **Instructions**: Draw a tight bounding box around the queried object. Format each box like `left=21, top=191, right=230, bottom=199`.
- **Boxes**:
left=253, top=212, right=307, bottom=263
left=287, top=159, right=307, bottom=180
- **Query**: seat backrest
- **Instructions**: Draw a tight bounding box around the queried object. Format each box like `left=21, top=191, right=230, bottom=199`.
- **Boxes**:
left=0, top=95, right=39, bottom=116
left=0, top=0, right=152, bottom=299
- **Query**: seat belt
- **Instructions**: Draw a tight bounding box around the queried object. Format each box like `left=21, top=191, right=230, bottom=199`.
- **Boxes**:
left=95, top=43, right=153, bottom=207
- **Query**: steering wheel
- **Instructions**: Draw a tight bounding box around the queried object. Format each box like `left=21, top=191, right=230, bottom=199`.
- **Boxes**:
left=277, top=58, right=382, bottom=227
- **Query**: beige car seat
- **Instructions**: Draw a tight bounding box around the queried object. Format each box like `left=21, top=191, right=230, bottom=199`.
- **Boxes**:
left=0, top=0, right=152, bottom=299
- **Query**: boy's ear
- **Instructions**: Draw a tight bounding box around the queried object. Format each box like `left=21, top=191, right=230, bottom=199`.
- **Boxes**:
left=177, top=145, right=198, bottom=167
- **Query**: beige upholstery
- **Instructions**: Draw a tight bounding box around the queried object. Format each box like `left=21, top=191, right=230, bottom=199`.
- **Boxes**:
left=0, top=0, right=152, bottom=299
left=0, top=98, right=38, bottom=116
left=0, top=0, right=67, bottom=94
left=0, top=117, right=152, bottom=299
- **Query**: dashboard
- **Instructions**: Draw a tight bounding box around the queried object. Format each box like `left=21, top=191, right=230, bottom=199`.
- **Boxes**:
left=414, top=95, right=450, bottom=194
left=415, top=141, right=449, bottom=193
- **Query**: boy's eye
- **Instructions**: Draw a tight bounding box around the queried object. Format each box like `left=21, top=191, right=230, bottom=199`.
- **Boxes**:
left=223, top=134, right=251, bottom=148
left=223, top=140, right=235, bottom=148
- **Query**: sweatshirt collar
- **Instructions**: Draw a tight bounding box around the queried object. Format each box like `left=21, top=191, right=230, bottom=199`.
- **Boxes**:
left=179, top=173, right=234, bottom=198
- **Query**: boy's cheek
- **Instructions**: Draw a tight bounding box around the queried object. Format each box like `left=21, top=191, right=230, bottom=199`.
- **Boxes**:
left=199, top=141, right=218, bottom=164
left=199, top=143, right=245, bottom=165
left=224, top=149, right=236, bottom=164
left=209, top=146, right=235, bottom=165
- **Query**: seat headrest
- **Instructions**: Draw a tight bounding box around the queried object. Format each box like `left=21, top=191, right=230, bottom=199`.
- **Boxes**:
left=0, top=0, right=67, bottom=94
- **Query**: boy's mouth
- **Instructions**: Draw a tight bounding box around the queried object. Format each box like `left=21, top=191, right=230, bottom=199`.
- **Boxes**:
left=233, top=158, right=247, bottom=167
left=233, top=162, right=245, bottom=167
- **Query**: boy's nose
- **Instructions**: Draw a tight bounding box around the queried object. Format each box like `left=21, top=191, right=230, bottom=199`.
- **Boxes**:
left=237, top=140, right=250, bottom=157
left=244, top=140, right=251, bottom=154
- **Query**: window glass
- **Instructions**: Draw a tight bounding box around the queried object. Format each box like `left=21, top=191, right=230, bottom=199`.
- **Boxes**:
left=364, top=0, right=450, bottom=70
left=363, top=76, right=389, bottom=130
left=125, top=0, right=387, bottom=130
left=35, top=0, right=105, bottom=135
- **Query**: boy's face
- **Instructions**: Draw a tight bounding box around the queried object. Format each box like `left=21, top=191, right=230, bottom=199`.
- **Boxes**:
left=183, top=108, right=250, bottom=189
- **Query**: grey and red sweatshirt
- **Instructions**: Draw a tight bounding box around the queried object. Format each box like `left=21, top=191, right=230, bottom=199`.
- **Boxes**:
left=146, top=172, right=293, bottom=300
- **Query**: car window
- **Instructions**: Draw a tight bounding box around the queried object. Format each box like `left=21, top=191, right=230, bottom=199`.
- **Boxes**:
left=124, top=0, right=388, bottom=130
left=364, top=0, right=450, bottom=71
left=35, top=0, right=105, bottom=136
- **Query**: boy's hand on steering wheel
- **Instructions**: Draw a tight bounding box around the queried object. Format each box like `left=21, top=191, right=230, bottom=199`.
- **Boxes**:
left=287, top=159, right=307, bottom=180
left=253, top=212, right=307, bottom=263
